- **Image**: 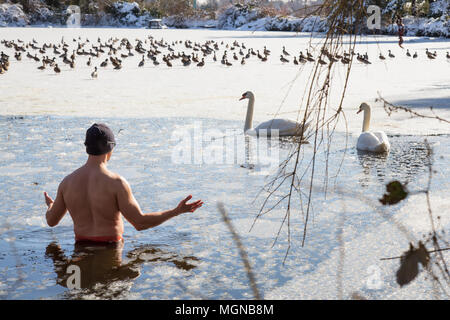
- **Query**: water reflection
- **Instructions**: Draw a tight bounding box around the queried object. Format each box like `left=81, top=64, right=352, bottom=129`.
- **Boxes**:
left=357, top=139, right=430, bottom=187
left=357, top=150, right=389, bottom=187
left=240, top=135, right=308, bottom=172
left=45, top=241, right=199, bottom=299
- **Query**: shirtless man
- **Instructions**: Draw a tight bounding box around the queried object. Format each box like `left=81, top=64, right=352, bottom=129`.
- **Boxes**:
left=44, top=123, right=203, bottom=243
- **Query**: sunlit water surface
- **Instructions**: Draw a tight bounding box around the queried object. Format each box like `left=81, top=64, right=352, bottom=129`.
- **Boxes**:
left=0, top=115, right=448, bottom=299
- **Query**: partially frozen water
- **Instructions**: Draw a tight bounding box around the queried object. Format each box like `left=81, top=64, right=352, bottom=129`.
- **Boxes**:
left=0, top=115, right=448, bottom=299
left=0, top=28, right=449, bottom=299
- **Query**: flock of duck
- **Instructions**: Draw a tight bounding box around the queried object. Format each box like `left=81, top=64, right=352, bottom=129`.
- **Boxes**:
left=1, top=35, right=449, bottom=77
left=0, top=35, right=448, bottom=154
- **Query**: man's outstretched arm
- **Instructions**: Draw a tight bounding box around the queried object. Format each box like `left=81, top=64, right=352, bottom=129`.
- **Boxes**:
left=44, top=182, right=68, bottom=227
left=116, top=177, right=203, bottom=231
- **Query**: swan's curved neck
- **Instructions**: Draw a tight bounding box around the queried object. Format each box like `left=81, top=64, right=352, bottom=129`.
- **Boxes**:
left=244, top=96, right=254, bottom=132
left=362, top=107, right=371, bottom=132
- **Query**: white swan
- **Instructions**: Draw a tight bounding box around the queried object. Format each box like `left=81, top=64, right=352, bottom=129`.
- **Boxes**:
left=356, top=102, right=390, bottom=153
left=239, top=91, right=309, bottom=137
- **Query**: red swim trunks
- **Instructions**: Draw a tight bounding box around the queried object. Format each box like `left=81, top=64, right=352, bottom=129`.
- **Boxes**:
left=75, top=235, right=123, bottom=243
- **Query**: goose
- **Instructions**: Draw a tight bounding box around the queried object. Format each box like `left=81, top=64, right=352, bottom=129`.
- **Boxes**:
left=356, top=103, right=390, bottom=153
left=239, top=91, right=310, bottom=137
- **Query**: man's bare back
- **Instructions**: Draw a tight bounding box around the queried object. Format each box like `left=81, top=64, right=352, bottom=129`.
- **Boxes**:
left=44, top=123, right=203, bottom=242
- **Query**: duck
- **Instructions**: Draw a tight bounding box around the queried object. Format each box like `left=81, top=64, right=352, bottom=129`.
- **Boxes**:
left=379, top=53, right=386, bottom=60
left=53, top=64, right=61, bottom=73
left=341, top=56, right=350, bottom=64
left=406, top=49, right=411, bottom=57
left=37, top=61, right=46, bottom=70
left=318, top=57, right=327, bottom=65
left=388, top=50, right=395, bottom=58
left=413, top=51, right=418, bottom=58
left=138, top=56, right=145, bottom=67
left=426, top=49, right=436, bottom=59
left=239, top=91, right=310, bottom=137
left=91, top=66, right=98, bottom=78
left=280, top=55, right=289, bottom=63
left=356, top=103, right=390, bottom=153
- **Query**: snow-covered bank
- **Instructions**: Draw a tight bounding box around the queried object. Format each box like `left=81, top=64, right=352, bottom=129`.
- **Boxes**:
left=0, top=1, right=448, bottom=37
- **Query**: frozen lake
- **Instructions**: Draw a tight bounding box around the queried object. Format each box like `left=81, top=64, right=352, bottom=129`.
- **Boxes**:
left=0, top=28, right=449, bottom=299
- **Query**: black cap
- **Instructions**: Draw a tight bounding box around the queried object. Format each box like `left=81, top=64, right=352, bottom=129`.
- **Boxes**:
left=84, top=123, right=116, bottom=155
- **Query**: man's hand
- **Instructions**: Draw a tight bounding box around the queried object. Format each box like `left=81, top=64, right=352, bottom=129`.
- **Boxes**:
left=44, top=191, right=54, bottom=208
left=174, top=195, right=203, bottom=215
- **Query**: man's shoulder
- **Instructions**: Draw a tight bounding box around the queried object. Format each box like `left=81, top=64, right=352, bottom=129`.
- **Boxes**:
left=104, top=170, right=129, bottom=189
